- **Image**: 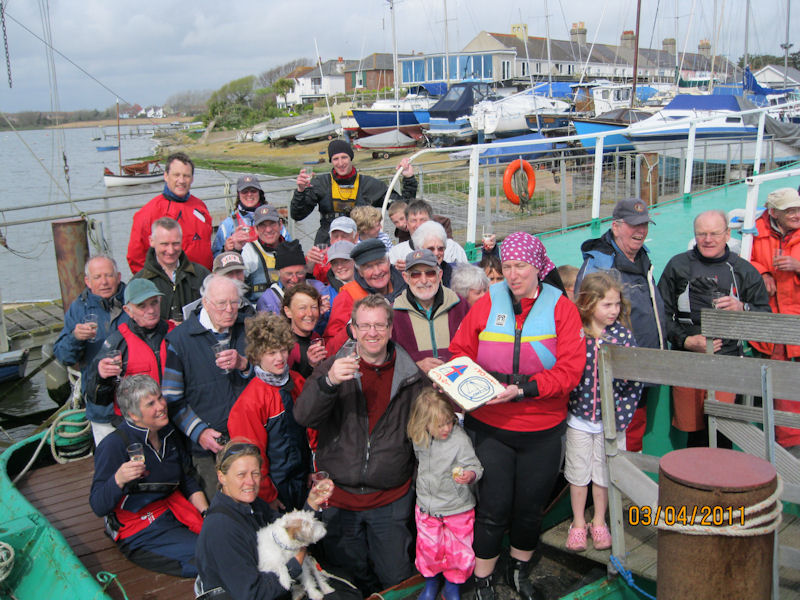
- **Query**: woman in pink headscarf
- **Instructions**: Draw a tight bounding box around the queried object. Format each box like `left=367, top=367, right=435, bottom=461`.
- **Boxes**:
left=448, top=232, right=585, bottom=600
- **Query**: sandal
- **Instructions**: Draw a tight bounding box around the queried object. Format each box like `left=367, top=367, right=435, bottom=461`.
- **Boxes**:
left=565, top=523, right=588, bottom=551
left=589, top=523, right=612, bottom=550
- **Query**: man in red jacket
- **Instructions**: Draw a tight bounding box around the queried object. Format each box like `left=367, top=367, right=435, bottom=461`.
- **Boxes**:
left=127, top=152, right=213, bottom=273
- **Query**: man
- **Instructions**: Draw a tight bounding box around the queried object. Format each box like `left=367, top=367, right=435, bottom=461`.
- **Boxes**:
left=255, top=240, right=330, bottom=319
left=323, top=239, right=406, bottom=353
left=212, top=174, right=291, bottom=255
left=54, top=255, right=126, bottom=444
left=388, top=199, right=468, bottom=270
left=181, top=251, right=256, bottom=321
left=127, top=152, right=213, bottom=273
left=133, top=217, right=210, bottom=322
left=307, top=216, right=359, bottom=283
left=294, top=294, right=426, bottom=594
left=391, top=249, right=470, bottom=372
left=658, top=210, right=771, bottom=446
left=162, top=275, right=252, bottom=499
left=748, top=187, right=800, bottom=452
left=576, top=198, right=666, bottom=451
left=241, top=204, right=287, bottom=302
left=291, top=139, right=417, bottom=245
left=85, top=278, right=175, bottom=432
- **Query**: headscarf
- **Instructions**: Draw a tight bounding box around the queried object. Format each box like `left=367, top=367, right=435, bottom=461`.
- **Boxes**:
left=499, top=231, right=555, bottom=277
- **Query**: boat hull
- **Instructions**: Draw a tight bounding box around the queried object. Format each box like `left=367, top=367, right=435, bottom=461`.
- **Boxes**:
left=0, top=348, right=29, bottom=383
left=103, top=172, right=165, bottom=187
left=268, top=115, right=331, bottom=141
left=626, top=130, right=800, bottom=163
left=573, top=119, right=634, bottom=151
left=350, top=109, right=423, bottom=138
left=95, top=146, right=118, bottom=152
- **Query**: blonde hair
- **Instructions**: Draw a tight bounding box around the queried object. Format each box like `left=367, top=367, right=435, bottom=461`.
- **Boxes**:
left=575, top=271, right=631, bottom=335
left=407, top=388, right=456, bottom=448
left=388, top=201, right=407, bottom=217
left=244, top=312, right=295, bottom=363
left=350, top=205, right=383, bottom=236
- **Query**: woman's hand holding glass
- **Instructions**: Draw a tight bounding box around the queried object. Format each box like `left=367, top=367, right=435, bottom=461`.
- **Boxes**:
left=307, top=338, right=327, bottom=367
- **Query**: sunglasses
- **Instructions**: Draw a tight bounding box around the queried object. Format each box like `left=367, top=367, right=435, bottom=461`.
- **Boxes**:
left=220, top=442, right=259, bottom=463
left=408, top=269, right=438, bottom=280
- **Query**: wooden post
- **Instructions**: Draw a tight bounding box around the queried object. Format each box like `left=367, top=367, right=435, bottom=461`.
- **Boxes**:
left=639, top=152, right=659, bottom=206
left=51, top=217, right=89, bottom=313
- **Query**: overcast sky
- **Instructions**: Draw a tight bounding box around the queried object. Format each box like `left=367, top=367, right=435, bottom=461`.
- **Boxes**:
left=0, top=0, right=792, bottom=113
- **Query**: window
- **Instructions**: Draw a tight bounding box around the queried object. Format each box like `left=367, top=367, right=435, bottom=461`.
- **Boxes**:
left=536, top=62, right=541, bottom=74
left=567, top=64, right=573, bottom=75
left=427, top=56, right=444, bottom=80
left=449, top=56, right=458, bottom=80
left=554, top=63, right=562, bottom=74
left=355, top=71, right=365, bottom=89
left=413, top=59, right=424, bottom=82
left=482, top=56, right=493, bottom=78
left=402, top=61, right=414, bottom=84
left=502, top=60, right=511, bottom=80
left=521, top=61, right=529, bottom=77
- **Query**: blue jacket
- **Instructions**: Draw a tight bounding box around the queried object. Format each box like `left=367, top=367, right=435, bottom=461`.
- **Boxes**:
left=162, top=307, right=252, bottom=456
left=196, top=492, right=301, bottom=600
left=53, top=284, right=127, bottom=422
left=576, top=229, right=666, bottom=350
left=89, top=419, right=201, bottom=518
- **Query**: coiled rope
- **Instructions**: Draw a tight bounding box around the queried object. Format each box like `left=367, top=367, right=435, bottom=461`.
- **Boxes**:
left=0, top=541, right=14, bottom=585
left=96, top=571, right=129, bottom=600
left=608, top=554, right=656, bottom=600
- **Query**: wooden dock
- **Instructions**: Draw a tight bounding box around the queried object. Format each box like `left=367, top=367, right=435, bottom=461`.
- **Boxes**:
left=16, top=457, right=195, bottom=599
left=3, top=300, right=64, bottom=350
left=541, top=502, right=800, bottom=599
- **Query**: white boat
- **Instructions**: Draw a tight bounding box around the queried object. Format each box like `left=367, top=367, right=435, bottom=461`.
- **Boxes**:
left=267, top=115, right=332, bottom=142
left=103, top=162, right=164, bottom=187
left=295, top=121, right=342, bottom=141
left=468, top=89, right=571, bottom=137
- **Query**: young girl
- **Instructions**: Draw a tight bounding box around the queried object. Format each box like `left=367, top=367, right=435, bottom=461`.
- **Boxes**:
left=565, top=272, right=642, bottom=552
left=407, top=389, right=483, bottom=600
left=227, top=312, right=311, bottom=511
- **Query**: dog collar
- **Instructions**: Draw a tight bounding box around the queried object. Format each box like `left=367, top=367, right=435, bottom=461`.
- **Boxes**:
left=272, top=530, right=295, bottom=552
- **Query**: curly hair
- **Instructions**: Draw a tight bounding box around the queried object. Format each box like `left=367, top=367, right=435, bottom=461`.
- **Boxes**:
left=407, top=387, right=456, bottom=448
left=244, top=312, right=295, bottom=363
left=350, top=205, right=383, bottom=235
left=575, top=271, right=631, bottom=334
left=282, top=283, right=321, bottom=316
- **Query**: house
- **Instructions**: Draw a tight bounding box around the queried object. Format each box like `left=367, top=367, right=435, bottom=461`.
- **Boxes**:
left=343, top=53, right=407, bottom=93
left=276, top=65, right=314, bottom=108
left=754, top=65, right=800, bottom=90
left=398, top=23, right=738, bottom=88
left=287, top=58, right=359, bottom=105
left=145, top=106, right=165, bottom=119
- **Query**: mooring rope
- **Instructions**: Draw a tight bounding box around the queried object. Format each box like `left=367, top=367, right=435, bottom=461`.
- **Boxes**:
left=96, top=571, right=130, bottom=600
left=608, top=554, right=656, bottom=600
left=0, top=541, right=14, bottom=584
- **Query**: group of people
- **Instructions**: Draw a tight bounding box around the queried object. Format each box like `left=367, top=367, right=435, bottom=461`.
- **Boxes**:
left=52, top=140, right=800, bottom=600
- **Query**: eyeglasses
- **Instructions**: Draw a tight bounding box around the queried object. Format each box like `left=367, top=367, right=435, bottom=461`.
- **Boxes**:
left=424, top=246, right=445, bottom=254
left=408, top=269, right=438, bottom=280
left=353, top=322, right=390, bottom=333
left=208, top=299, right=240, bottom=310
left=694, top=230, right=727, bottom=239
left=219, top=442, right=260, bottom=464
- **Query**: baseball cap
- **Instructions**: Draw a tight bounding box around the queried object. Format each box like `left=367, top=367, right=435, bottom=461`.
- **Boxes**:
left=327, top=240, right=356, bottom=261
left=253, top=204, right=280, bottom=226
left=350, top=239, right=387, bottom=266
left=405, top=249, right=439, bottom=270
left=612, top=198, right=654, bottom=226
left=124, top=278, right=164, bottom=305
left=765, top=187, right=800, bottom=211
left=213, top=251, right=246, bottom=275
left=329, top=216, right=357, bottom=236
left=237, top=174, right=263, bottom=192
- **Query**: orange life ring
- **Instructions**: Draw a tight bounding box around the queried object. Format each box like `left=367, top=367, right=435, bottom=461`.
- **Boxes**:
left=502, top=159, right=536, bottom=205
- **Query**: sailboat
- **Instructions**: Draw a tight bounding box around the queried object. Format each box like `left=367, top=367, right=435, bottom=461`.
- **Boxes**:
left=102, top=101, right=163, bottom=187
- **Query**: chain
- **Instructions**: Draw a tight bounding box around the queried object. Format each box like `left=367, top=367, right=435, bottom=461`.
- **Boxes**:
left=1, top=0, right=11, bottom=88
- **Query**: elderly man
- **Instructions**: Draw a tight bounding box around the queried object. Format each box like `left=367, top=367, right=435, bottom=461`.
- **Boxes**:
left=292, top=139, right=417, bottom=245
left=295, top=294, right=426, bottom=594
left=133, top=217, right=210, bottom=322
left=241, top=204, right=287, bottom=302
left=127, top=152, right=213, bottom=273
left=392, top=249, right=470, bottom=373
left=255, top=240, right=330, bottom=318
left=388, top=200, right=468, bottom=270
left=54, top=255, right=126, bottom=444
left=181, top=251, right=256, bottom=321
left=162, top=275, right=252, bottom=499
left=658, top=210, right=771, bottom=446
left=749, top=187, right=800, bottom=452
left=323, top=239, right=406, bottom=353
left=85, top=279, right=175, bottom=437
left=576, top=198, right=666, bottom=451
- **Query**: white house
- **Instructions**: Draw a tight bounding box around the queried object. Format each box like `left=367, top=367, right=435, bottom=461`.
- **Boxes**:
left=754, top=65, right=800, bottom=90
left=288, top=58, right=359, bottom=105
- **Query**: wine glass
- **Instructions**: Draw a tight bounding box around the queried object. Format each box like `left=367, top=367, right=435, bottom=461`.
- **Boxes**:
left=342, top=339, right=361, bottom=379
left=212, top=340, right=230, bottom=373
left=311, top=470, right=332, bottom=509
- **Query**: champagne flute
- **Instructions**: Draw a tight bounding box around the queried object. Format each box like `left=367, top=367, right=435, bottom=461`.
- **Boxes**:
left=108, top=348, right=123, bottom=382
left=311, top=470, right=332, bottom=510
left=342, top=339, right=361, bottom=379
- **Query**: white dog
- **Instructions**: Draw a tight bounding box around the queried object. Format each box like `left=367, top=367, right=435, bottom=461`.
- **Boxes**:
left=256, top=510, right=334, bottom=600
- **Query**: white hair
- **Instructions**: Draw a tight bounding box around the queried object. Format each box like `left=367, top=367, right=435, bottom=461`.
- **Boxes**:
left=411, top=220, right=447, bottom=250
left=450, top=264, right=489, bottom=298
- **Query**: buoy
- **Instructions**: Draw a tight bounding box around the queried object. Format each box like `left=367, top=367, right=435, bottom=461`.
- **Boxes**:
left=502, top=159, right=536, bottom=205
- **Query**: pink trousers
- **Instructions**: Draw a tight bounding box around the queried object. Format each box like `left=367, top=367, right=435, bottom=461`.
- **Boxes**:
left=414, top=505, right=476, bottom=583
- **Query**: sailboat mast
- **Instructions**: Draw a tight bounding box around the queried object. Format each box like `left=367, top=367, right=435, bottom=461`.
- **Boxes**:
left=116, top=99, right=121, bottom=174
left=743, top=0, right=750, bottom=70
left=631, top=0, right=641, bottom=108
left=781, top=0, right=793, bottom=88
left=544, top=0, right=552, bottom=95
left=444, top=0, right=450, bottom=85
left=389, top=0, right=399, bottom=130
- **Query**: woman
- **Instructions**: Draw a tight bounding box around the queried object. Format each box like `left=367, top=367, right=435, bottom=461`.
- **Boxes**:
left=412, top=220, right=459, bottom=287
left=323, top=241, right=356, bottom=308
left=282, top=284, right=327, bottom=378
left=195, top=441, right=337, bottom=600
left=90, top=374, right=208, bottom=578
left=448, top=232, right=586, bottom=600
left=449, top=264, right=490, bottom=307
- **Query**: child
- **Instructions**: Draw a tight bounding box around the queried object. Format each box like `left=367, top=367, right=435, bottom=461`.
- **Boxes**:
left=557, top=264, right=579, bottom=302
left=350, top=205, right=393, bottom=251
left=227, top=312, right=311, bottom=511
left=565, top=272, right=641, bottom=552
left=388, top=201, right=409, bottom=241
left=478, top=253, right=503, bottom=285
left=407, top=389, right=483, bottom=600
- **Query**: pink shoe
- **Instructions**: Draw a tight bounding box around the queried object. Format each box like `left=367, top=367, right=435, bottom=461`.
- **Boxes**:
left=565, top=523, right=587, bottom=551
left=589, top=523, right=612, bottom=550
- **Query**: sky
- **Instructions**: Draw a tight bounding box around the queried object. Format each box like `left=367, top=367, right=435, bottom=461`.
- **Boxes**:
left=0, top=0, right=793, bottom=113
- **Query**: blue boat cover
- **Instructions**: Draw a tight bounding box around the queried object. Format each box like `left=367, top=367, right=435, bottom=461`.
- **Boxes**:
left=477, top=132, right=559, bottom=165
left=429, top=82, right=494, bottom=121
left=531, top=82, right=574, bottom=99
left=743, top=67, right=789, bottom=96
left=664, top=95, right=744, bottom=112
left=636, top=86, right=657, bottom=102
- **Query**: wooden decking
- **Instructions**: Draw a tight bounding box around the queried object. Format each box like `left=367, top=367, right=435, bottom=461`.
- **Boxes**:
left=541, top=503, right=800, bottom=599
left=3, top=300, right=64, bottom=350
left=15, top=456, right=195, bottom=599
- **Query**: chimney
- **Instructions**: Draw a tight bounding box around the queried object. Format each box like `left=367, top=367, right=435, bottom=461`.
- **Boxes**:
left=620, top=30, right=636, bottom=49
left=698, top=39, right=711, bottom=58
left=511, top=23, right=528, bottom=42
left=570, top=21, right=587, bottom=45
left=662, top=38, right=676, bottom=56
left=336, top=57, right=345, bottom=74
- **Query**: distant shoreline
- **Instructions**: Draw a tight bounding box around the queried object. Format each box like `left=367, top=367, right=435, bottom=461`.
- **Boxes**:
left=45, top=116, right=197, bottom=130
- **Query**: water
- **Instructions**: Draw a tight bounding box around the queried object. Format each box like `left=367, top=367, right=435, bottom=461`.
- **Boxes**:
left=0, top=126, right=249, bottom=302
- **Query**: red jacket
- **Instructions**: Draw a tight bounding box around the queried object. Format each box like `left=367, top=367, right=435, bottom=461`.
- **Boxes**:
left=127, top=193, right=213, bottom=273
left=448, top=288, right=586, bottom=432
left=749, top=212, right=800, bottom=358
left=322, top=280, right=368, bottom=353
